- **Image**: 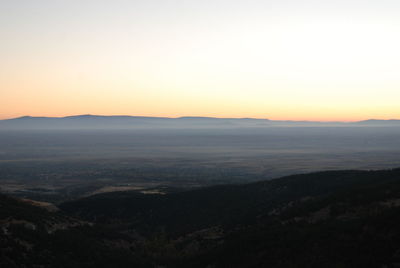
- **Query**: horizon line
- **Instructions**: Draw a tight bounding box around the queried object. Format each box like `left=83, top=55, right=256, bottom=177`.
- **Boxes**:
left=1, top=114, right=399, bottom=123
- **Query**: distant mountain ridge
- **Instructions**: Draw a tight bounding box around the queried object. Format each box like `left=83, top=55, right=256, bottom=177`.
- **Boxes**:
left=356, top=119, right=400, bottom=124
left=0, top=114, right=399, bottom=129
left=9, top=114, right=268, bottom=120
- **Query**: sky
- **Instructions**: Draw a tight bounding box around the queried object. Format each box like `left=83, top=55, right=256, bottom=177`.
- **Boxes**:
left=1, top=0, right=400, bottom=121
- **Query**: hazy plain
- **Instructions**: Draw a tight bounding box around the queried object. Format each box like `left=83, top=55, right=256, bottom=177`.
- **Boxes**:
left=1, top=126, right=400, bottom=201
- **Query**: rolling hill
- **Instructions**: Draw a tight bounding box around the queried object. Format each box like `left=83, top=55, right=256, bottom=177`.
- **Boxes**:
left=3, top=168, right=400, bottom=267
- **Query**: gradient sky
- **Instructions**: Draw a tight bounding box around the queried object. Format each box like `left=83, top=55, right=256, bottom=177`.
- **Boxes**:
left=1, top=0, right=400, bottom=121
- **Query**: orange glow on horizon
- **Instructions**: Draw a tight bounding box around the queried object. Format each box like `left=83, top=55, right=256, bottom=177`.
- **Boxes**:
left=0, top=110, right=398, bottom=123
left=1, top=1, right=400, bottom=122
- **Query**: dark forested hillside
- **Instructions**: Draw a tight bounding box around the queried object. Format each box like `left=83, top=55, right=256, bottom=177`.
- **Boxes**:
left=61, top=169, right=400, bottom=233
left=3, top=169, right=400, bottom=267
left=0, top=194, right=149, bottom=268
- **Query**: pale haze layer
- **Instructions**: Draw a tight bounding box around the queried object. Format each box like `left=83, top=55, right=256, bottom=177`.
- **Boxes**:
left=1, top=0, right=400, bottom=121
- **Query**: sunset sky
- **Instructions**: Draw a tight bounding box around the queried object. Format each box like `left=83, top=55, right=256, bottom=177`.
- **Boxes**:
left=1, top=0, right=400, bottom=121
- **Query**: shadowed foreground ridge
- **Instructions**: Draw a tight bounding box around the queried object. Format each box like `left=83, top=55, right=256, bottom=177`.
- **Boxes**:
left=3, top=168, right=400, bottom=267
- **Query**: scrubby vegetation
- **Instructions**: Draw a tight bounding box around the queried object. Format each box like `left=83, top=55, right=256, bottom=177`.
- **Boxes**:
left=3, top=168, right=400, bottom=267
